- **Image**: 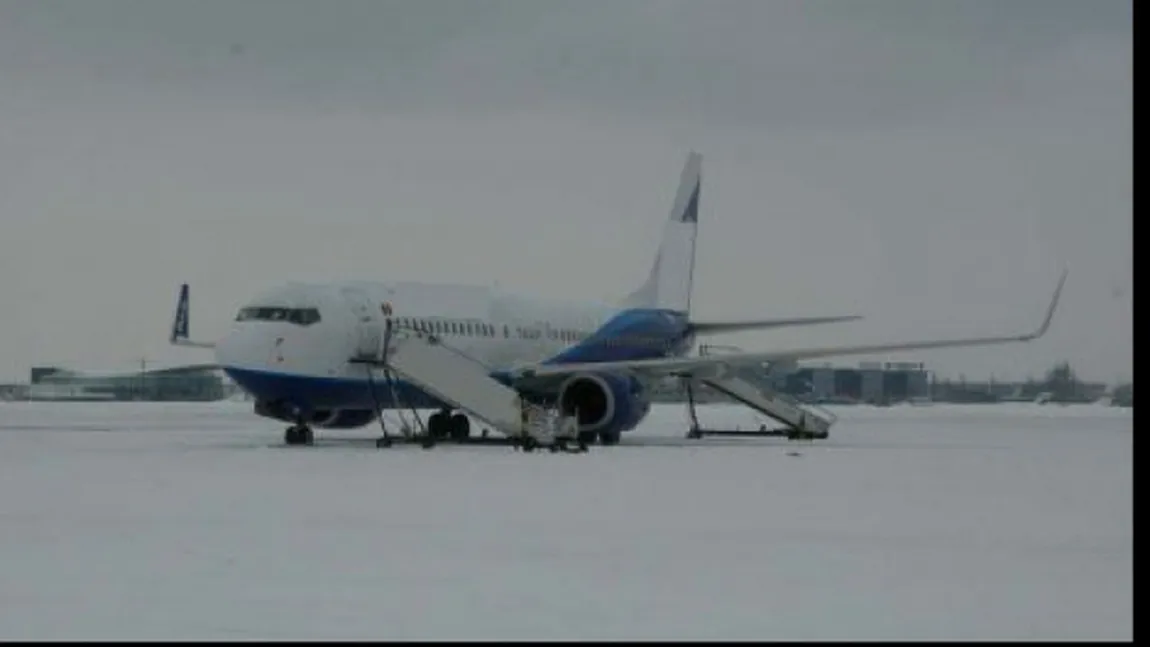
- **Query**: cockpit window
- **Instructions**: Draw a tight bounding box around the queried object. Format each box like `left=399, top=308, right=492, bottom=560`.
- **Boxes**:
left=236, top=307, right=322, bottom=326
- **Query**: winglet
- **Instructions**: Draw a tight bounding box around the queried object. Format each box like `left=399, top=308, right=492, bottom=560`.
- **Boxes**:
left=170, top=283, right=190, bottom=344
left=1021, top=268, right=1067, bottom=341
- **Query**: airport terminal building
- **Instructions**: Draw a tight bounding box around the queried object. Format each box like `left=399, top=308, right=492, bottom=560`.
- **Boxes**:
left=27, top=366, right=229, bottom=402
left=779, top=361, right=930, bottom=405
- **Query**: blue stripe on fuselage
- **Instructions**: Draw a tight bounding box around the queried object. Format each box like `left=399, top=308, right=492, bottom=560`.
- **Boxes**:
left=225, top=308, right=693, bottom=415
left=543, top=308, right=693, bottom=364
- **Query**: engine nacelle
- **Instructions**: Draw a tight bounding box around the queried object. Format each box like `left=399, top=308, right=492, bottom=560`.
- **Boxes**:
left=556, top=372, right=650, bottom=435
left=254, top=400, right=378, bottom=429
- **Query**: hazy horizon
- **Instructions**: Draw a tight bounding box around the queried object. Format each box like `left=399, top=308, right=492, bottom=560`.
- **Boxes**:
left=0, top=0, right=1132, bottom=384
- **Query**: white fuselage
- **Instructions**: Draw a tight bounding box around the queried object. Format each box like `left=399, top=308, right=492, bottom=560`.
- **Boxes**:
left=215, top=280, right=627, bottom=384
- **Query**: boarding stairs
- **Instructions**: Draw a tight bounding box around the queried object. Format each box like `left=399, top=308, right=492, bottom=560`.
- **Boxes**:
left=351, top=323, right=578, bottom=448
left=697, top=375, right=836, bottom=439
left=688, top=345, right=836, bottom=440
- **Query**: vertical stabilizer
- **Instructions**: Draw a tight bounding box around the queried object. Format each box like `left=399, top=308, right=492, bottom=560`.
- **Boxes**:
left=170, top=283, right=190, bottom=343
left=619, top=151, right=701, bottom=314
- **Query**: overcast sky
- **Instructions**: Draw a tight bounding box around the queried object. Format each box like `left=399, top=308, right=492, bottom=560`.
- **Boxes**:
left=0, top=0, right=1132, bottom=384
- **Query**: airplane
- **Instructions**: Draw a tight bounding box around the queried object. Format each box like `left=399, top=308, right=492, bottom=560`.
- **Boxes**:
left=168, top=151, right=1067, bottom=448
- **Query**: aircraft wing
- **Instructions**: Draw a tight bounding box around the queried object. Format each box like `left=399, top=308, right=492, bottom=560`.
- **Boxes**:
left=515, top=270, right=1067, bottom=382
left=688, top=315, right=863, bottom=335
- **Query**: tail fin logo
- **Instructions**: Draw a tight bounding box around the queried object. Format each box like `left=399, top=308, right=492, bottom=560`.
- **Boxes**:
left=170, top=283, right=190, bottom=343
left=680, top=181, right=700, bottom=223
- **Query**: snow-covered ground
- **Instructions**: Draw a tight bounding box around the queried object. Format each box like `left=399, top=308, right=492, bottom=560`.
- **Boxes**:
left=0, top=401, right=1132, bottom=640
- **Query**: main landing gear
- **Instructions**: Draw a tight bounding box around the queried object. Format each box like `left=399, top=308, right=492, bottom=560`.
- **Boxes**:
left=427, top=409, right=472, bottom=442
left=374, top=408, right=589, bottom=453
left=284, top=423, right=314, bottom=446
left=374, top=409, right=471, bottom=450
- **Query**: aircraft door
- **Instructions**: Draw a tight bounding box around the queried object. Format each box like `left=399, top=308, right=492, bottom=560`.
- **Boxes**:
left=341, top=287, right=384, bottom=359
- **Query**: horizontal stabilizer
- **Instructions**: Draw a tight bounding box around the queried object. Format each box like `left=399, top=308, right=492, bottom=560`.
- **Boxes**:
left=688, top=315, right=863, bottom=335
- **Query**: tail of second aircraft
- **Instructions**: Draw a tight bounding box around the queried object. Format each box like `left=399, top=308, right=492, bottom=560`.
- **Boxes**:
left=170, top=283, right=191, bottom=344
left=620, top=151, right=864, bottom=333
left=168, top=283, right=216, bottom=349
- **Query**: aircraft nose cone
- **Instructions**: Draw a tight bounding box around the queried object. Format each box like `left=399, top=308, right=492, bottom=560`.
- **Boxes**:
left=213, top=328, right=243, bottom=369
left=214, top=325, right=280, bottom=371
left=215, top=326, right=288, bottom=403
